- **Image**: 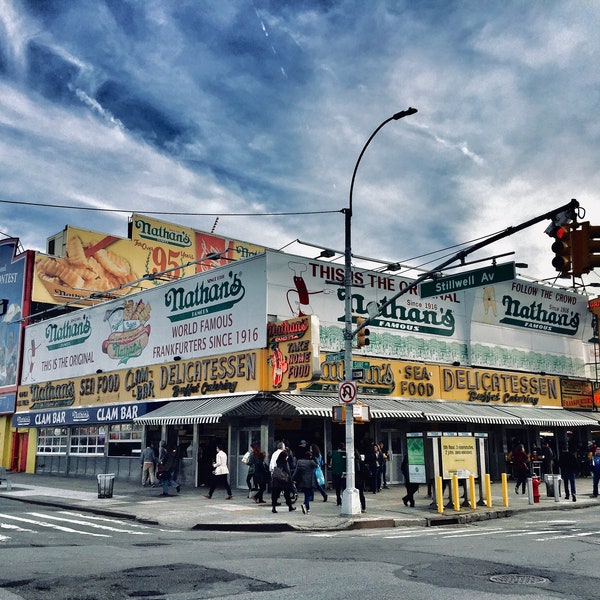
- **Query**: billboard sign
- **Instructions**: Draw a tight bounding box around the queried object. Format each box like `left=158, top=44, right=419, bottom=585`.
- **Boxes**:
left=22, top=255, right=267, bottom=384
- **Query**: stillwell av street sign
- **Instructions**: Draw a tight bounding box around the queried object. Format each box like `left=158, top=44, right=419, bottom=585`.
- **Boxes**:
left=420, top=262, right=516, bottom=299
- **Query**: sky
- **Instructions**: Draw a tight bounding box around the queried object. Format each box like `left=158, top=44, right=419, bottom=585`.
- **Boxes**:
left=1, top=0, right=600, bottom=291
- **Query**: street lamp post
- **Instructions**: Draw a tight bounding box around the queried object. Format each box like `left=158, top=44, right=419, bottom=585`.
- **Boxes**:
left=341, top=108, right=418, bottom=517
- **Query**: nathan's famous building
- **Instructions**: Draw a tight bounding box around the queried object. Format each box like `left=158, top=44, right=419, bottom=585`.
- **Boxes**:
left=2, top=214, right=599, bottom=490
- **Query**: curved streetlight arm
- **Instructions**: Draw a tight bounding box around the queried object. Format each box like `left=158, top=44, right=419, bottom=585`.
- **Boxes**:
left=348, top=108, right=418, bottom=216
left=341, top=107, right=417, bottom=517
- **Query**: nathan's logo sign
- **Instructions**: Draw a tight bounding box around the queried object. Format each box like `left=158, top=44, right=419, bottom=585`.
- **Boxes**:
left=338, top=290, right=455, bottom=337
left=500, top=295, right=580, bottom=335
left=266, top=316, right=320, bottom=390
left=30, top=380, right=76, bottom=410
left=164, top=270, right=245, bottom=322
left=45, top=314, right=91, bottom=350
left=102, top=300, right=151, bottom=364
left=267, top=317, right=310, bottom=343
left=134, top=217, right=192, bottom=248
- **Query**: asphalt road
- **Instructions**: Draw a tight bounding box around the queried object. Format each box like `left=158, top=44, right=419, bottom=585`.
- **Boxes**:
left=2, top=497, right=600, bottom=599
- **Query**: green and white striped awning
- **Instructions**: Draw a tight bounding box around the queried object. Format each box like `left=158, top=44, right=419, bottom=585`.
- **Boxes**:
left=134, top=394, right=257, bottom=425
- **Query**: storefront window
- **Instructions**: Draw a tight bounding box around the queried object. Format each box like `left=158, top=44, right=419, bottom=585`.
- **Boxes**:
left=37, top=427, right=68, bottom=454
left=70, top=426, right=106, bottom=455
left=108, top=423, right=143, bottom=457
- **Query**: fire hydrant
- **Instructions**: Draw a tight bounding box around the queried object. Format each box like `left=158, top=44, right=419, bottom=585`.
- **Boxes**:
left=531, top=476, right=541, bottom=503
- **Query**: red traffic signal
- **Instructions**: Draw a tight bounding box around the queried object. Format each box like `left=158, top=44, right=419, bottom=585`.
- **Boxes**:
left=550, top=224, right=572, bottom=276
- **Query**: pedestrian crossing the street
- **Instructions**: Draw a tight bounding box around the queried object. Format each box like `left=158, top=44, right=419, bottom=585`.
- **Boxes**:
left=0, top=510, right=156, bottom=543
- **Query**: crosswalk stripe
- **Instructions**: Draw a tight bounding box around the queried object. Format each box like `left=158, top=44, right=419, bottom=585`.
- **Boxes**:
left=0, top=513, right=110, bottom=537
left=27, top=512, right=150, bottom=535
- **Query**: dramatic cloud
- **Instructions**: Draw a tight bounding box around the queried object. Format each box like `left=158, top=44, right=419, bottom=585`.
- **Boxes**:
left=0, top=0, right=599, bottom=288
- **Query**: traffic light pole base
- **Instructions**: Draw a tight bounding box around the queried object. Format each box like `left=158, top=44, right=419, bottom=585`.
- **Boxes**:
left=340, top=487, right=362, bottom=517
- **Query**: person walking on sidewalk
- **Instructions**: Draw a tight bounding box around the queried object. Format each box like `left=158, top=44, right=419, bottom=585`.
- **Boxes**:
left=591, top=447, right=600, bottom=497
left=158, top=446, right=180, bottom=496
left=559, top=446, right=578, bottom=502
left=512, top=443, right=530, bottom=495
left=330, top=442, right=347, bottom=506
left=140, top=443, right=157, bottom=487
left=401, top=454, right=419, bottom=507
left=249, top=443, right=269, bottom=504
left=311, top=443, right=328, bottom=502
left=271, top=451, right=296, bottom=513
left=294, top=450, right=317, bottom=514
left=354, top=450, right=367, bottom=513
left=204, top=444, right=233, bottom=500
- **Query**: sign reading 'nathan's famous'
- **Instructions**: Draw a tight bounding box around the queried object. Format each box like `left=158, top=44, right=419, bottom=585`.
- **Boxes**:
left=22, top=255, right=267, bottom=385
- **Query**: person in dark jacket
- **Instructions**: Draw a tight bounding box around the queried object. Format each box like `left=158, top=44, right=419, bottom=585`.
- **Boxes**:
left=330, top=442, right=347, bottom=506
left=401, top=454, right=419, bottom=507
left=590, top=447, right=600, bottom=497
left=365, top=442, right=381, bottom=494
left=270, top=451, right=296, bottom=513
left=559, top=446, right=578, bottom=502
left=248, top=444, right=269, bottom=504
left=512, top=443, right=530, bottom=495
left=354, top=450, right=367, bottom=513
left=294, top=451, right=317, bottom=514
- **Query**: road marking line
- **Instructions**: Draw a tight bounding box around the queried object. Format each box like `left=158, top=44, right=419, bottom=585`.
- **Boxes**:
left=28, top=512, right=149, bottom=535
left=0, top=513, right=109, bottom=537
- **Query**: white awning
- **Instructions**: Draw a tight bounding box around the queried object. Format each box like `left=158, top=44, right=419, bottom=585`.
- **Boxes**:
left=272, top=394, right=424, bottom=419
left=496, top=406, right=600, bottom=427
left=133, top=394, right=257, bottom=425
left=133, top=393, right=600, bottom=428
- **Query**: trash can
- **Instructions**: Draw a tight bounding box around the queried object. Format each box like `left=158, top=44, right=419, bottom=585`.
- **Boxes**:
left=545, top=474, right=561, bottom=497
left=97, top=473, right=115, bottom=499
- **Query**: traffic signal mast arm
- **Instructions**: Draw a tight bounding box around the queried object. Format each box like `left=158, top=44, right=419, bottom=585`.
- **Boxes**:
left=352, top=198, right=581, bottom=334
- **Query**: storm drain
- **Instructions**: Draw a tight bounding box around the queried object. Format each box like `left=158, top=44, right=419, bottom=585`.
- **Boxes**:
left=490, top=574, right=549, bottom=585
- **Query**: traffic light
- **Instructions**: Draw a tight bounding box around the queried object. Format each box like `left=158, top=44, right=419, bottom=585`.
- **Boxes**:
left=571, top=222, right=600, bottom=277
left=549, top=223, right=572, bottom=276
left=355, top=316, right=370, bottom=348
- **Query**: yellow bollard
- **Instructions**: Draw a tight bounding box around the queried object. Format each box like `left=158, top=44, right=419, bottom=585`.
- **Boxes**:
left=436, top=475, right=444, bottom=514
left=501, top=472, right=509, bottom=507
left=485, top=473, right=492, bottom=507
left=469, top=474, right=476, bottom=509
left=452, top=474, right=460, bottom=511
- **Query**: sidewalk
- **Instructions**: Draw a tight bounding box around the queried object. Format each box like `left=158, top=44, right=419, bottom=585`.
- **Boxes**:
left=1, top=472, right=597, bottom=532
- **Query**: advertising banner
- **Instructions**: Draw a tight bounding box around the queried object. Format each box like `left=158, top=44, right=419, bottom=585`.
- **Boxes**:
left=265, top=251, right=470, bottom=364
left=12, top=401, right=155, bottom=428
left=303, top=356, right=440, bottom=398
left=16, top=349, right=264, bottom=412
left=470, top=279, right=589, bottom=376
left=265, top=316, right=321, bottom=391
left=130, top=213, right=265, bottom=276
left=440, top=366, right=560, bottom=407
left=560, top=378, right=595, bottom=410
left=22, top=255, right=267, bottom=384
left=406, top=432, right=427, bottom=484
left=0, top=239, right=28, bottom=408
left=32, top=227, right=140, bottom=306
left=441, top=434, right=478, bottom=478
left=32, top=218, right=267, bottom=307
